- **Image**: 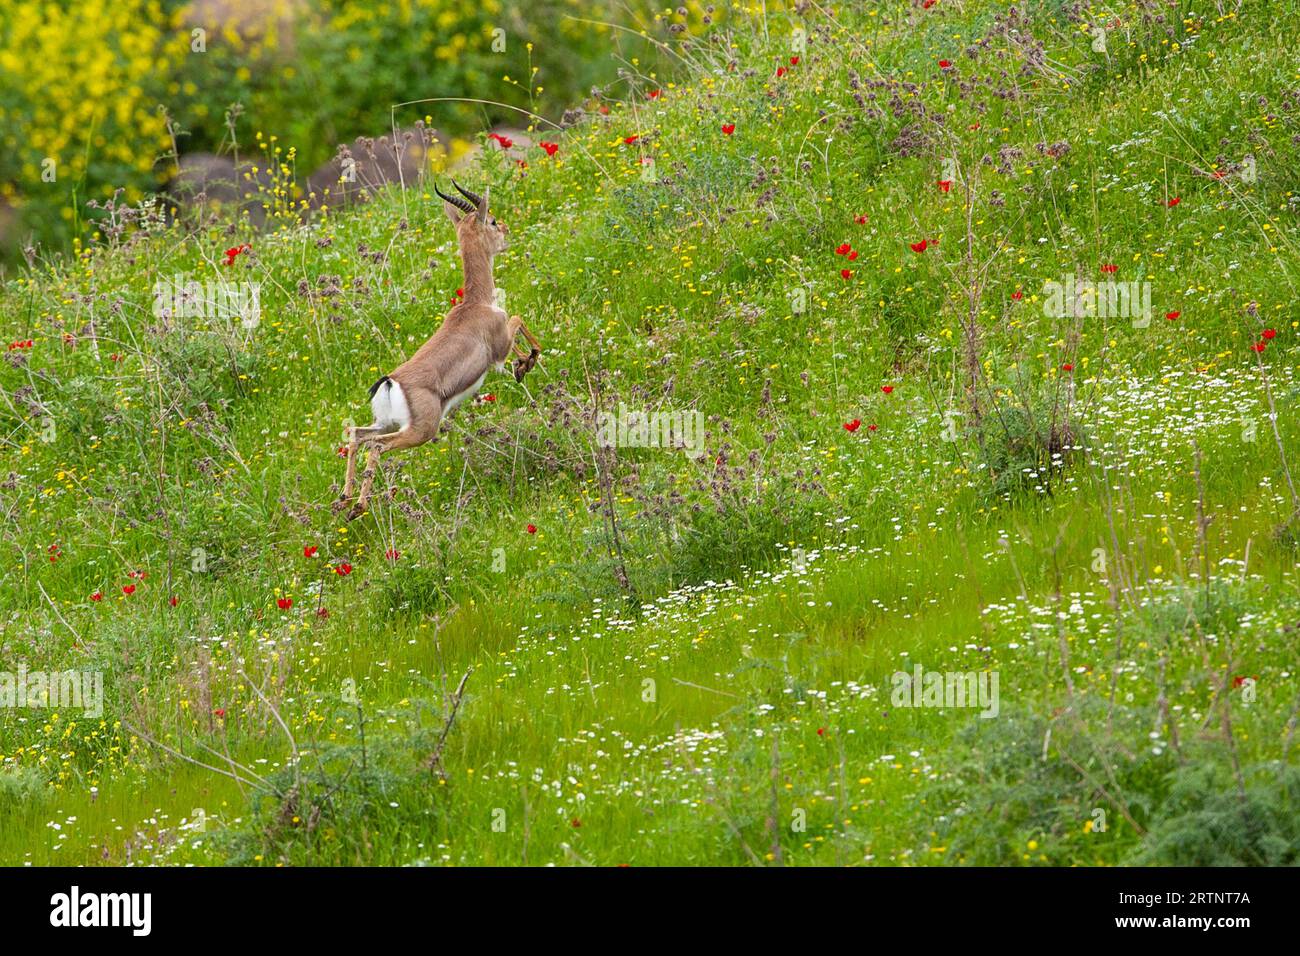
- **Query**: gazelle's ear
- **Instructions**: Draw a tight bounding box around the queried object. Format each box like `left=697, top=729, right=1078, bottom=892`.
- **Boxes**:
left=443, top=201, right=464, bottom=226
left=477, top=186, right=490, bottom=224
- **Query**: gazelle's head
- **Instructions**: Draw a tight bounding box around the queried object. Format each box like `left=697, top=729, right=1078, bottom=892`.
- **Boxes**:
left=437, top=180, right=508, bottom=257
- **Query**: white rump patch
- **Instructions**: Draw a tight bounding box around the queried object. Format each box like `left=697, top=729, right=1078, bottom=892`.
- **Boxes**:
left=370, top=379, right=412, bottom=431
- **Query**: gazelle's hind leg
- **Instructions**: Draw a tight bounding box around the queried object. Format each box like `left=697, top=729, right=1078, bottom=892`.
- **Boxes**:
left=346, top=439, right=385, bottom=522
left=335, top=424, right=394, bottom=512
left=347, top=390, right=443, bottom=521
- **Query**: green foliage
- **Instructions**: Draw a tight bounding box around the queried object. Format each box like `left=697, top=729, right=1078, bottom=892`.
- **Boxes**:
left=382, top=560, right=452, bottom=617
left=1138, top=763, right=1300, bottom=866
left=927, top=703, right=1170, bottom=865
left=0, top=0, right=680, bottom=262
left=0, top=767, right=50, bottom=813
left=977, top=388, right=1084, bottom=501
left=213, top=698, right=445, bottom=866
left=1, top=0, right=1299, bottom=867
left=154, top=329, right=259, bottom=411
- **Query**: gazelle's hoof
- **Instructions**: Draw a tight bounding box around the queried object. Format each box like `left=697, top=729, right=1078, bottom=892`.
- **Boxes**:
left=331, top=496, right=352, bottom=515
left=346, top=503, right=367, bottom=522
left=513, top=348, right=539, bottom=382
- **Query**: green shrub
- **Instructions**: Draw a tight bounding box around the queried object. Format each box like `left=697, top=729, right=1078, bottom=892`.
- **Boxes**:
left=977, top=391, right=1084, bottom=501
left=1138, top=763, right=1300, bottom=866
left=0, top=767, right=50, bottom=814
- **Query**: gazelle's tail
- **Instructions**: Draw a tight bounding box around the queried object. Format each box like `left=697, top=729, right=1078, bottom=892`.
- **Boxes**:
left=367, top=376, right=411, bottom=431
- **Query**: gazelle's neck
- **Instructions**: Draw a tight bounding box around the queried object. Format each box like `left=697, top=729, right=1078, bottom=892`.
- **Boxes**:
left=460, top=245, right=496, bottom=304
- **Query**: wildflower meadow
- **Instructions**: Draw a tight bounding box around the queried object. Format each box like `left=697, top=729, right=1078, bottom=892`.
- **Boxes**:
left=0, top=0, right=1297, bottom=926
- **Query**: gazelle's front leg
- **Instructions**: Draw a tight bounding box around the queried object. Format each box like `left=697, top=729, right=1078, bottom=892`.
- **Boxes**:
left=517, top=319, right=542, bottom=353
left=509, top=315, right=541, bottom=381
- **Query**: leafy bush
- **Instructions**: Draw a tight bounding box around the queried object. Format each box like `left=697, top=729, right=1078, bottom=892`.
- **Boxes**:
left=977, top=388, right=1084, bottom=501
left=0, top=0, right=176, bottom=251
left=1137, top=763, right=1300, bottom=866
left=927, top=704, right=1172, bottom=865
left=212, top=696, right=449, bottom=866
left=0, top=767, right=49, bottom=813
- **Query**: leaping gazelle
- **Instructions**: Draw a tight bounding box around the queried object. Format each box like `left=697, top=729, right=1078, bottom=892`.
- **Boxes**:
left=334, top=180, right=541, bottom=520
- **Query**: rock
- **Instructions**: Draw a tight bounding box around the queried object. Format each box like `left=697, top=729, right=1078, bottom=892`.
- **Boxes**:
left=183, top=0, right=306, bottom=53
left=305, top=126, right=448, bottom=210
left=168, top=153, right=275, bottom=228
left=0, top=195, right=19, bottom=250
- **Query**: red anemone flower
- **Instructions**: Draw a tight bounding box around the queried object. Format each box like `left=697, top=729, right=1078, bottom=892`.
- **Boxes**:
left=222, top=243, right=250, bottom=266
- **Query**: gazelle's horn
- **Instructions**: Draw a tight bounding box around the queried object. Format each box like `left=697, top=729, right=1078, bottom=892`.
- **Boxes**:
left=452, top=179, right=484, bottom=207
left=435, top=183, right=475, bottom=215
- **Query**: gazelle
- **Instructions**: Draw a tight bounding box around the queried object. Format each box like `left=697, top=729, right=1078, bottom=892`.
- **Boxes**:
left=334, top=180, right=541, bottom=520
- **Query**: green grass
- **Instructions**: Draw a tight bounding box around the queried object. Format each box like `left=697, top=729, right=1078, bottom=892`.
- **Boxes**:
left=2, top=0, right=1300, bottom=866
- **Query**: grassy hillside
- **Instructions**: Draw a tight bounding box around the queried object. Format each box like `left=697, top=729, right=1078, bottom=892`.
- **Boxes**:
left=3, top=0, right=1300, bottom=866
